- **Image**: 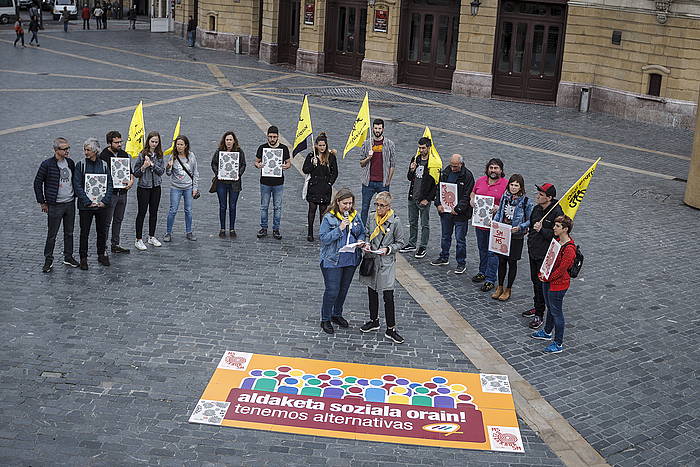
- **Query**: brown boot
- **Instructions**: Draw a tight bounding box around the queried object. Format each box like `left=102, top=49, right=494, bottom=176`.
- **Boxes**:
left=491, top=285, right=504, bottom=299
left=498, top=288, right=512, bottom=301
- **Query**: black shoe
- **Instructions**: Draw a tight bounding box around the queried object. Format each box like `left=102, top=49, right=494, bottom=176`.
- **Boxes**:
left=398, top=245, right=417, bottom=253
left=42, top=259, right=53, bottom=273
left=257, top=228, right=268, bottom=238
left=471, top=273, right=486, bottom=283
left=414, top=247, right=427, bottom=258
left=307, top=235, right=314, bottom=242
left=273, top=230, right=282, bottom=240
left=229, top=229, right=237, bottom=238
left=320, top=321, right=334, bottom=334
left=97, top=255, right=110, bottom=266
left=79, top=258, right=89, bottom=271
left=385, top=328, right=405, bottom=344
left=331, top=316, right=349, bottom=328
left=360, top=320, right=380, bottom=332
left=480, top=281, right=495, bottom=292
left=454, top=264, right=467, bottom=275
left=219, top=229, right=226, bottom=238
left=522, top=308, right=536, bottom=317
left=63, top=256, right=79, bottom=268
left=528, top=317, right=544, bottom=329
left=430, top=257, right=449, bottom=266
left=111, top=245, right=130, bottom=254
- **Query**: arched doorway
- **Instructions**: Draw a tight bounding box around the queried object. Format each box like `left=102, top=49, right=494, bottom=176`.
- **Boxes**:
left=324, top=0, right=367, bottom=78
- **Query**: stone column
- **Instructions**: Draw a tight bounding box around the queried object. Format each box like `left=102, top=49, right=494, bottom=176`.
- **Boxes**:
left=361, top=0, right=400, bottom=86
left=260, top=0, right=280, bottom=63
left=684, top=88, right=700, bottom=208
left=451, top=0, right=497, bottom=97
left=297, top=0, right=326, bottom=73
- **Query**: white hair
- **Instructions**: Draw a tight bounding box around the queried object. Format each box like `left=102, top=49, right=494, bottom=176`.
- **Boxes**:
left=83, top=137, right=101, bottom=153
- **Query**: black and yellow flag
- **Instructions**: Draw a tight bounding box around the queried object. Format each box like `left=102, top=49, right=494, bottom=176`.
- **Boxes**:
left=293, top=95, right=313, bottom=156
left=343, top=92, right=371, bottom=158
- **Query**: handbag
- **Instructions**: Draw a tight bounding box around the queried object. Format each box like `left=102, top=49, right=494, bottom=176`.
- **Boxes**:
left=175, top=155, right=200, bottom=199
left=359, top=231, right=386, bottom=277
left=209, top=176, right=218, bottom=193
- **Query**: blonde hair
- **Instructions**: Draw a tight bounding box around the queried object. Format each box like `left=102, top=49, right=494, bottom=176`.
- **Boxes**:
left=376, top=191, right=392, bottom=205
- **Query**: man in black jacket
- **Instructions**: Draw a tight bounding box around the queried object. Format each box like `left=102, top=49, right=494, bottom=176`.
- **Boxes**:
left=34, top=137, right=80, bottom=272
left=100, top=130, right=133, bottom=254
left=431, top=154, right=475, bottom=274
left=399, top=137, right=437, bottom=259
left=524, top=183, right=564, bottom=329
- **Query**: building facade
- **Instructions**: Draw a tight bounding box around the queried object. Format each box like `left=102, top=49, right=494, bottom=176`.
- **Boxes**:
left=174, top=0, right=700, bottom=129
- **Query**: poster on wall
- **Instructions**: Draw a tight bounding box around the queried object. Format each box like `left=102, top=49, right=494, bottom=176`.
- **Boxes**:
left=190, top=351, right=524, bottom=452
left=304, top=0, right=315, bottom=25
left=373, top=6, right=388, bottom=33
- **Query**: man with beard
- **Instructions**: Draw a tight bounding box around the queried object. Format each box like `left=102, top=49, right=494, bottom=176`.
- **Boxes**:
left=99, top=131, right=134, bottom=254
left=469, top=158, right=508, bottom=292
left=359, top=119, right=396, bottom=225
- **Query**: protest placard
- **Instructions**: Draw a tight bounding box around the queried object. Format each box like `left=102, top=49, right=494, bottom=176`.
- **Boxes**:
left=539, top=238, right=562, bottom=280
left=262, top=148, right=283, bottom=177
left=111, top=158, right=130, bottom=189
left=85, top=174, right=107, bottom=203
left=472, top=195, right=494, bottom=228
left=440, top=182, right=458, bottom=213
left=488, top=221, right=512, bottom=256
left=218, top=151, right=240, bottom=181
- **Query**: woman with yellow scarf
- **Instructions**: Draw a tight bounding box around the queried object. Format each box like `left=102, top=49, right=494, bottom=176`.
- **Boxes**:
left=360, top=191, right=406, bottom=344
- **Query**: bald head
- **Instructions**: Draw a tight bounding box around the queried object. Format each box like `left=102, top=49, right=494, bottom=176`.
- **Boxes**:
left=449, top=154, right=463, bottom=172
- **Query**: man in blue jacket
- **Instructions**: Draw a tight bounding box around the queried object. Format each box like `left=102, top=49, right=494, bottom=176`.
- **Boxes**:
left=34, top=137, right=80, bottom=273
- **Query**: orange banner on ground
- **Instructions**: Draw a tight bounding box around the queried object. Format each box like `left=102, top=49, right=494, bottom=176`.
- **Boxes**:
left=190, top=351, right=524, bottom=452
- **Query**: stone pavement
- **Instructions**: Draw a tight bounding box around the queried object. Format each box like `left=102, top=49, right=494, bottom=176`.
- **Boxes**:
left=0, top=28, right=698, bottom=466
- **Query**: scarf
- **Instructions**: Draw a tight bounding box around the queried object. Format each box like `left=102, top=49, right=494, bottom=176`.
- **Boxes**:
left=330, top=209, right=358, bottom=222
left=369, top=209, right=394, bottom=241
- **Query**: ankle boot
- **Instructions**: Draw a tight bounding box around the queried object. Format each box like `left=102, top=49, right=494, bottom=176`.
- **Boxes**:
left=491, top=285, right=504, bottom=299
left=498, top=288, right=512, bottom=301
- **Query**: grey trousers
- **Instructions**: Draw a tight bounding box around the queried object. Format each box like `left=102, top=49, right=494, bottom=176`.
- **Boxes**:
left=44, top=201, right=75, bottom=261
left=407, top=199, right=430, bottom=248
left=107, top=190, right=128, bottom=246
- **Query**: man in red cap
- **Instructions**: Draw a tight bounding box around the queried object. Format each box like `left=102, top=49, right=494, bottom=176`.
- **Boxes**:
left=524, top=183, right=563, bottom=329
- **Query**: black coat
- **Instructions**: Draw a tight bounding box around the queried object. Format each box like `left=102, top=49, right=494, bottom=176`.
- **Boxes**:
left=435, top=164, right=475, bottom=221
left=406, top=155, right=437, bottom=203
left=527, top=200, right=564, bottom=260
left=302, top=151, right=338, bottom=205
left=211, top=149, right=246, bottom=192
left=34, top=156, right=76, bottom=205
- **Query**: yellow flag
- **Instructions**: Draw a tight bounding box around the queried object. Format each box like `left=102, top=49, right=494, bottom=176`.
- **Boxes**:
left=125, top=101, right=145, bottom=158
left=292, top=95, right=313, bottom=156
left=558, top=158, right=600, bottom=219
left=415, top=126, right=442, bottom=184
left=343, top=92, right=371, bottom=158
left=163, top=117, right=181, bottom=156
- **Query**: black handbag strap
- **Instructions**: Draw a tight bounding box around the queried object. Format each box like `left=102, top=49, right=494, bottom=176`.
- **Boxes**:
left=175, top=155, right=194, bottom=188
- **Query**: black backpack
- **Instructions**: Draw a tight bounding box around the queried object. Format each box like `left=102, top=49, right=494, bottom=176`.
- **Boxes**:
left=565, top=243, right=584, bottom=278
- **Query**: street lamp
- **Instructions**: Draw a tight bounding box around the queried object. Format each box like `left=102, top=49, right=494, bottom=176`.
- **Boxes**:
left=470, top=0, right=481, bottom=16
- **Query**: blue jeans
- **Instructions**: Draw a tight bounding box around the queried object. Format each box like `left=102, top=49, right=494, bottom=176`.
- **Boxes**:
left=216, top=183, right=239, bottom=229
left=260, top=184, right=283, bottom=230
left=166, top=188, right=193, bottom=234
left=439, top=214, right=468, bottom=266
left=361, top=181, right=389, bottom=226
left=542, top=282, right=567, bottom=345
left=63, top=21, right=68, bottom=32
left=475, top=227, right=498, bottom=283
left=320, top=265, right=357, bottom=322
left=187, top=30, right=195, bottom=46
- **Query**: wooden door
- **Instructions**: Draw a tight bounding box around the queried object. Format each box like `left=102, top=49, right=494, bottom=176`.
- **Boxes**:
left=324, top=0, right=367, bottom=78
left=278, top=0, right=300, bottom=64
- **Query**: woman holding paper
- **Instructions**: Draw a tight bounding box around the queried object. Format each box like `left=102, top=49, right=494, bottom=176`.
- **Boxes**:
left=318, top=188, right=366, bottom=335
left=211, top=131, right=246, bottom=238
left=133, top=132, right=166, bottom=251
left=532, top=215, right=576, bottom=353
left=359, top=192, right=406, bottom=344
left=491, top=174, right=534, bottom=301
left=303, top=133, right=338, bottom=242
left=165, top=135, right=200, bottom=243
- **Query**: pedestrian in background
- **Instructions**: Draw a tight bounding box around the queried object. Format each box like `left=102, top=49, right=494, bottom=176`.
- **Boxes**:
left=28, top=16, right=39, bottom=46
left=128, top=5, right=137, bottom=29
left=491, top=174, right=534, bottom=301
left=186, top=15, right=196, bottom=47
left=14, top=18, right=25, bottom=47
left=33, top=137, right=79, bottom=273
left=99, top=130, right=133, bottom=254
left=93, top=5, right=103, bottom=29
left=360, top=191, right=406, bottom=344
left=318, top=188, right=365, bottom=334
left=211, top=131, right=246, bottom=238
left=102, top=1, right=108, bottom=29
left=165, top=135, right=199, bottom=242
left=81, top=4, right=90, bottom=29
left=133, top=131, right=165, bottom=250
left=60, top=7, right=70, bottom=32
left=302, top=132, right=338, bottom=242
left=73, top=138, right=113, bottom=270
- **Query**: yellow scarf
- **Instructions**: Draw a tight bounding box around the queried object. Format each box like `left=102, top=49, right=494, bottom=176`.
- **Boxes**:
left=331, top=209, right=358, bottom=222
left=370, top=209, right=394, bottom=240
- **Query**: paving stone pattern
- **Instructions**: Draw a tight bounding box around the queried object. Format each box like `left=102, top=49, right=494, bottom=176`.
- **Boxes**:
left=0, top=29, right=698, bottom=466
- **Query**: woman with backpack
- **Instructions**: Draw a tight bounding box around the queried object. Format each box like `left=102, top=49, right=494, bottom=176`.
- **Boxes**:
left=302, top=133, right=338, bottom=242
left=165, top=135, right=199, bottom=243
left=491, top=174, right=534, bottom=301
left=531, top=215, right=576, bottom=353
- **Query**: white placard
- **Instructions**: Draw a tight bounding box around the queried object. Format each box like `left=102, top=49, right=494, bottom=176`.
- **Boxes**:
left=539, top=238, right=562, bottom=280
left=262, top=148, right=283, bottom=178
left=439, top=182, right=458, bottom=213
left=472, top=195, right=495, bottom=228
left=218, top=151, right=239, bottom=181
left=85, top=174, right=107, bottom=203
left=111, top=157, right=130, bottom=189
left=488, top=221, right=512, bottom=255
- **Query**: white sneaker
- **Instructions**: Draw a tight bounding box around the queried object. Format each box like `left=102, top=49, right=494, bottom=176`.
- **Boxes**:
left=135, top=239, right=147, bottom=251
left=148, top=236, right=162, bottom=247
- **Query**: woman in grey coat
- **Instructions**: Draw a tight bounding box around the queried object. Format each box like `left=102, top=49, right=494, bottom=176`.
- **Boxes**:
left=360, top=191, right=406, bottom=344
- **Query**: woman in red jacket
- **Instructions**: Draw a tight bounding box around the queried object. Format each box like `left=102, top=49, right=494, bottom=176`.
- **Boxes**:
left=531, top=215, right=575, bottom=353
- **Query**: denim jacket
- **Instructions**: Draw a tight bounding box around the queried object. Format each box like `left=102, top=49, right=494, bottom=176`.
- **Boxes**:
left=319, top=211, right=366, bottom=266
left=493, top=191, right=534, bottom=239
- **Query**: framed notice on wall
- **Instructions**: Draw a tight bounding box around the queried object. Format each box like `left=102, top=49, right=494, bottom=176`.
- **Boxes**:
left=373, top=6, right=388, bottom=33
left=304, top=0, right=315, bottom=25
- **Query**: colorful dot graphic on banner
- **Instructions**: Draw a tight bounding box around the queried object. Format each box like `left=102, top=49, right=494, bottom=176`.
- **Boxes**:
left=237, top=367, right=475, bottom=408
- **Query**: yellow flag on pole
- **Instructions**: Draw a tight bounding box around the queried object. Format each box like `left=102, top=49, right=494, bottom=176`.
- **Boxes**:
left=558, top=158, right=600, bottom=219
left=125, top=101, right=145, bottom=158
left=163, top=117, right=181, bottom=156
left=292, top=95, right=313, bottom=156
left=343, top=92, right=371, bottom=158
left=415, top=126, right=442, bottom=184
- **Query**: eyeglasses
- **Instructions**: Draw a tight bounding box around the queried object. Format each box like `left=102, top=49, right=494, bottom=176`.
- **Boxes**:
left=374, top=203, right=389, bottom=208
left=57, top=147, right=70, bottom=151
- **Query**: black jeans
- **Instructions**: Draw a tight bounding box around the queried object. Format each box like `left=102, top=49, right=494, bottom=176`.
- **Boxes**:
left=107, top=189, right=128, bottom=246
left=82, top=18, right=89, bottom=29
left=79, top=209, right=109, bottom=258
left=497, top=255, right=519, bottom=288
left=307, top=202, right=327, bottom=236
left=368, top=287, right=396, bottom=329
left=44, top=201, right=75, bottom=261
left=529, top=255, right=546, bottom=318
left=135, top=186, right=161, bottom=239
left=14, top=32, right=24, bottom=46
